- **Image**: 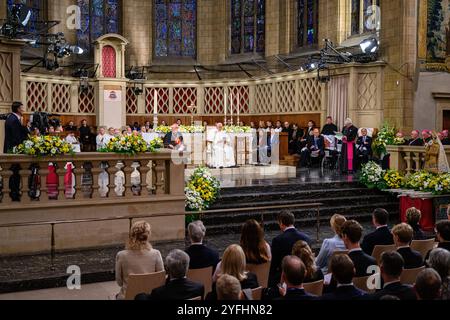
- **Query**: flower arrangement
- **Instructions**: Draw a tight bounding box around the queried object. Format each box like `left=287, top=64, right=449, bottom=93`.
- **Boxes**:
left=224, top=126, right=252, bottom=133
left=155, top=126, right=172, bottom=134
left=101, top=135, right=162, bottom=154
left=403, top=171, right=435, bottom=191
left=185, top=167, right=220, bottom=212
left=383, top=170, right=404, bottom=189
left=372, top=123, right=396, bottom=156
left=359, top=161, right=385, bottom=189
left=13, top=135, right=73, bottom=157
left=155, top=125, right=205, bottom=134
left=393, top=137, right=406, bottom=145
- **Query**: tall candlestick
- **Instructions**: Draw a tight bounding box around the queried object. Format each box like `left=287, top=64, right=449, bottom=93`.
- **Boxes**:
left=230, top=93, right=233, bottom=126
left=153, top=89, right=158, bottom=127
left=224, top=90, right=227, bottom=125
left=237, top=92, right=240, bottom=126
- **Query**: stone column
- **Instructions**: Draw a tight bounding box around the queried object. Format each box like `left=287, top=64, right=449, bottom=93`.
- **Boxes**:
left=0, top=1, right=7, bottom=20
left=265, top=0, right=281, bottom=57
left=48, top=0, right=78, bottom=44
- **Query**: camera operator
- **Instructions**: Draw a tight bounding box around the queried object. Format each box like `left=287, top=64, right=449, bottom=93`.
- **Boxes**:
left=3, top=101, right=29, bottom=153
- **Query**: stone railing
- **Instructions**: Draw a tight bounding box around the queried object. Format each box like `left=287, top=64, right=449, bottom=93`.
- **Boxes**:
left=387, top=145, right=450, bottom=173
left=0, top=151, right=187, bottom=255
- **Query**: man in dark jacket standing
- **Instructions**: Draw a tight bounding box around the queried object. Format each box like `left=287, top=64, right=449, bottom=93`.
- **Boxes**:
left=3, top=101, right=29, bottom=153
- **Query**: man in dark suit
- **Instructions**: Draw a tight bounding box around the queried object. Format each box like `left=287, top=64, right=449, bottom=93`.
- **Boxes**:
left=414, top=268, right=442, bottom=300
left=369, top=251, right=417, bottom=300
left=269, top=211, right=311, bottom=287
left=361, top=208, right=394, bottom=256
left=321, top=116, right=338, bottom=136
left=185, top=221, right=220, bottom=271
left=356, top=128, right=373, bottom=167
left=300, top=128, right=325, bottom=167
left=3, top=101, right=29, bottom=153
left=392, top=223, right=423, bottom=269
left=163, top=124, right=184, bottom=149
left=342, top=220, right=377, bottom=277
left=408, top=130, right=424, bottom=146
left=135, top=250, right=204, bottom=300
left=322, top=254, right=366, bottom=300
left=276, top=256, right=318, bottom=300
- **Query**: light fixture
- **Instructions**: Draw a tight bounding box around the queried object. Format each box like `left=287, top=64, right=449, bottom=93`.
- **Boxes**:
left=360, top=37, right=379, bottom=54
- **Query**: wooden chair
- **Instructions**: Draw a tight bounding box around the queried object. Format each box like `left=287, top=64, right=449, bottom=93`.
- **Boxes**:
left=187, top=266, right=213, bottom=298
left=411, top=239, right=436, bottom=258
left=251, top=287, right=264, bottom=301
left=371, top=245, right=397, bottom=264
left=353, top=275, right=376, bottom=293
left=124, top=271, right=166, bottom=300
left=247, top=262, right=271, bottom=289
left=400, top=266, right=426, bottom=285
left=303, top=280, right=324, bottom=296
left=332, top=250, right=349, bottom=257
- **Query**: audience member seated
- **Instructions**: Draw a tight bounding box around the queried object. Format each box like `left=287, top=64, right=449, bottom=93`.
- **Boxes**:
left=240, top=219, right=272, bottom=265
left=427, top=248, right=450, bottom=300
left=300, top=128, right=325, bottom=167
left=315, top=214, right=347, bottom=274
left=115, top=221, right=164, bottom=300
left=136, top=249, right=204, bottom=300
left=441, top=130, right=450, bottom=146
left=392, top=223, right=423, bottom=269
left=282, top=122, right=291, bottom=134
left=408, top=130, right=424, bottom=146
left=322, top=254, right=366, bottom=300
left=216, top=275, right=243, bottom=301
left=406, top=207, right=425, bottom=240
left=292, top=241, right=324, bottom=283
left=435, top=220, right=450, bottom=252
left=356, top=128, right=373, bottom=167
left=342, top=220, right=377, bottom=278
left=361, top=208, right=394, bottom=255
left=269, top=211, right=312, bottom=287
left=369, top=251, right=417, bottom=300
left=415, top=269, right=442, bottom=300
left=209, top=245, right=259, bottom=300
left=185, top=221, right=220, bottom=271
left=65, top=121, right=77, bottom=132
left=276, top=256, right=318, bottom=301
left=422, top=130, right=432, bottom=144
left=289, top=124, right=303, bottom=154
left=321, top=116, right=338, bottom=136
left=96, top=127, right=110, bottom=151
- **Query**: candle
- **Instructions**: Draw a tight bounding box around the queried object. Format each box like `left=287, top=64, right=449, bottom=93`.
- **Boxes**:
left=153, top=89, right=158, bottom=115
left=224, top=90, right=227, bottom=123
left=237, top=92, right=240, bottom=124
left=230, top=93, right=233, bottom=121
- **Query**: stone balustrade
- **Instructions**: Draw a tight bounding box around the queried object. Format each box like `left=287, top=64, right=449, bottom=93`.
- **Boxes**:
left=0, top=150, right=188, bottom=255
left=387, top=145, right=450, bottom=173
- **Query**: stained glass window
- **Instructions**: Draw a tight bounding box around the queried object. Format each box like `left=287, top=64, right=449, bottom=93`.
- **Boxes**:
left=297, top=0, right=318, bottom=47
left=77, top=0, right=121, bottom=54
left=351, top=0, right=380, bottom=35
left=231, top=0, right=265, bottom=55
left=154, top=0, right=197, bottom=58
left=6, top=0, right=45, bottom=34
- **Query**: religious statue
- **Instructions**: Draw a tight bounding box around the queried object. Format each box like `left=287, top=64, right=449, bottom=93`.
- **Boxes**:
left=424, top=132, right=449, bottom=174
left=210, top=123, right=235, bottom=169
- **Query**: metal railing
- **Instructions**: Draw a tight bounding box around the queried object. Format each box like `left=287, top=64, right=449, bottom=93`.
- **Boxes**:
left=0, top=202, right=323, bottom=268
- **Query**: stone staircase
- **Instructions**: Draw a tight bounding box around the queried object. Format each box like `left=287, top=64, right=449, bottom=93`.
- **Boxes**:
left=204, top=180, right=400, bottom=235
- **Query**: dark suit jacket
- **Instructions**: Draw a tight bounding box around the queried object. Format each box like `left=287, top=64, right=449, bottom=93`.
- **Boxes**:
left=361, top=226, right=394, bottom=256
left=321, top=124, right=338, bottom=136
left=369, top=282, right=417, bottom=300
left=442, top=137, right=450, bottom=146
left=408, top=138, right=424, bottom=146
left=321, top=285, right=366, bottom=300
left=356, top=136, right=373, bottom=156
left=306, top=135, right=325, bottom=154
left=163, top=132, right=184, bottom=148
left=137, top=278, right=204, bottom=301
left=397, top=247, right=423, bottom=269
left=185, top=244, right=220, bottom=271
left=4, top=114, right=28, bottom=153
left=269, top=228, right=312, bottom=286
left=348, top=249, right=377, bottom=277
left=277, top=288, right=318, bottom=301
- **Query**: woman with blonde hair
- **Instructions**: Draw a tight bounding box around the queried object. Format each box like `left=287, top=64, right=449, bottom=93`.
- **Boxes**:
left=315, top=214, right=347, bottom=274
left=293, top=240, right=324, bottom=283
left=208, top=244, right=259, bottom=300
left=115, top=221, right=164, bottom=300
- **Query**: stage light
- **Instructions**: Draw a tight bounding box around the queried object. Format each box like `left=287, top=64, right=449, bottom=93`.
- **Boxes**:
left=360, top=37, right=379, bottom=54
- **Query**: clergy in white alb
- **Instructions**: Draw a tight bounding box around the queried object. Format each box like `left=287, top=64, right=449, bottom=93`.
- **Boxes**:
left=211, top=123, right=235, bottom=168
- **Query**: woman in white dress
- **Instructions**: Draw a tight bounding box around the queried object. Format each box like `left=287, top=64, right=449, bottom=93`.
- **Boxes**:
left=212, top=123, right=235, bottom=168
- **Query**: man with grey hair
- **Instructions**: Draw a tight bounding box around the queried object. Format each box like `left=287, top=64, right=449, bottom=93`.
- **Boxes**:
left=186, top=221, right=220, bottom=271
left=216, top=275, right=242, bottom=300
left=135, top=249, right=204, bottom=300
left=415, top=269, right=442, bottom=300
left=427, top=248, right=450, bottom=300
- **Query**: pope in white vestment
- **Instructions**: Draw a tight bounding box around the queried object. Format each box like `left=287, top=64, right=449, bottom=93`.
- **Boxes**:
left=211, top=123, right=236, bottom=168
